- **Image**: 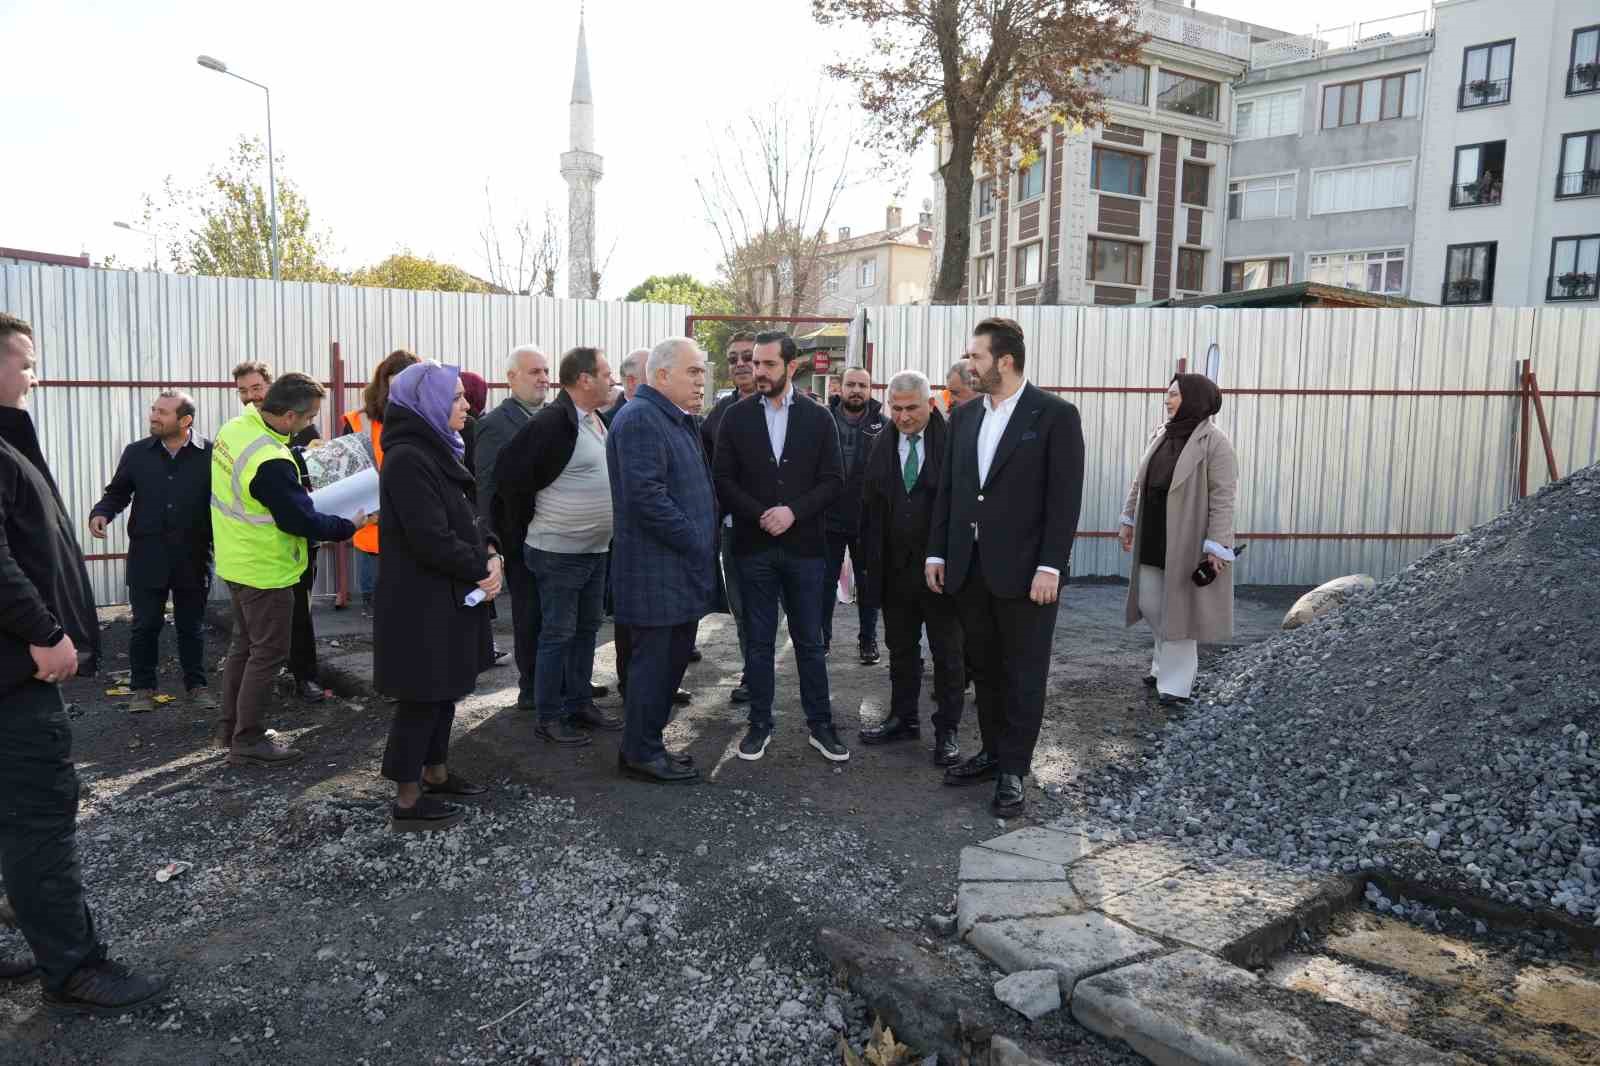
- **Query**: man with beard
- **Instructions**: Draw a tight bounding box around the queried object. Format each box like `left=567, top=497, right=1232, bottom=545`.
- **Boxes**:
left=701, top=331, right=758, bottom=703
left=926, top=317, right=1084, bottom=818
left=823, top=366, right=886, bottom=664
left=713, top=331, right=847, bottom=763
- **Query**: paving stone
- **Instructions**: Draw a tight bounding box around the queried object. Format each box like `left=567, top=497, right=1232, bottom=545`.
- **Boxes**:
left=1064, top=840, right=1195, bottom=905
left=958, top=881, right=1086, bottom=937
left=1073, top=949, right=1460, bottom=1066
left=976, top=826, right=1102, bottom=868
left=966, top=913, right=1164, bottom=1000
left=959, top=846, right=1066, bottom=883
left=994, top=969, right=1061, bottom=1020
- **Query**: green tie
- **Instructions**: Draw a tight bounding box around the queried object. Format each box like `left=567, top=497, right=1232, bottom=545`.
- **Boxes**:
left=903, top=434, right=920, bottom=493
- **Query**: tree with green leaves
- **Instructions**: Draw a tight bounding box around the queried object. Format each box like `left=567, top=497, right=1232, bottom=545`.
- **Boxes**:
left=813, top=0, right=1146, bottom=303
left=349, top=253, right=493, bottom=293
left=624, top=273, right=740, bottom=390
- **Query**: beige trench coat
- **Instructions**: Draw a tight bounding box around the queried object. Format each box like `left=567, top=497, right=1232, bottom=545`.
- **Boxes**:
left=1121, top=420, right=1238, bottom=643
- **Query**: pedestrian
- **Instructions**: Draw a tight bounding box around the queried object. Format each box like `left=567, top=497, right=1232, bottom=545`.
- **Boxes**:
left=858, top=370, right=965, bottom=766
left=341, top=349, right=420, bottom=610
left=712, top=330, right=849, bottom=764
left=87, top=389, right=216, bottom=714
left=1119, top=374, right=1237, bottom=706
left=495, top=347, right=623, bottom=746
left=945, top=357, right=979, bottom=411
left=700, top=330, right=760, bottom=704
left=823, top=366, right=887, bottom=663
left=212, top=372, right=367, bottom=766
left=373, top=362, right=499, bottom=831
left=459, top=369, right=488, bottom=475
left=609, top=338, right=717, bottom=784
left=602, top=347, right=646, bottom=425
left=0, top=311, right=169, bottom=1014
left=926, top=317, right=1085, bottom=817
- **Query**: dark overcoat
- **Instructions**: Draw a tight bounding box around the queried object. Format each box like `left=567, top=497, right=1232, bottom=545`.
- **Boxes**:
left=857, top=405, right=948, bottom=612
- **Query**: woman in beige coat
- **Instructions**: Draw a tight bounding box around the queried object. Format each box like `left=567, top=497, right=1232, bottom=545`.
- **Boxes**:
left=1119, top=374, right=1237, bottom=705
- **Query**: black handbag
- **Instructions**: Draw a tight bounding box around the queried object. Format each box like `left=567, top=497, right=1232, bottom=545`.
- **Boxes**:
left=1192, top=544, right=1246, bottom=587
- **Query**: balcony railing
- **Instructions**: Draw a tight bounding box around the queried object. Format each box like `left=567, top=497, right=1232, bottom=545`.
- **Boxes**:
left=1548, top=271, right=1598, bottom=302
left=1137, top=1, right=1251, bottom=60
left=1442, top=276, right=1489, bottom=305
left=1556, top=170, right=1600, bottom=198
left=1459, top=77, right=1510, bottom=109
left=1450, top=179, right=1502, bottom=208
left=1249, top=11, right=1431, bottom=69
left=1569, top=62, right=1600, bottom=95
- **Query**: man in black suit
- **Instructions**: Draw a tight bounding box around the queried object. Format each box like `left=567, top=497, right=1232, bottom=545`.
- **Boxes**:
left=858, top=370, right=965, bottom=766
left=713, top=331, right=848, bottom=764
left=926, top=317, right=1084, bottom=817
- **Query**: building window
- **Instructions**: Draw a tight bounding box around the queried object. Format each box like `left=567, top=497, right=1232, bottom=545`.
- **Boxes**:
left=1442, top=242, right=1496, bottom=304
left=857, top=258, right=876, bottom=289
left=1235, top=89, right=1301, bottom=140
left=1459, top=40, right=1514, bottom=109
left=1156, top=70, right=1219, bottom=120
left=1091, top=146, right=1147, bottom=196
left=973, top=256, right=994, bottom=296
left=1571, top=26, right=1600, bottom=96
left=1087, top=238, right=1143, bottom=286
left=1227, top=174, right=1296, bottom=220
left=977, top=177, right=996, bottom=218
left=1307, top=249, right=1406, bottom=295
left=1556, top=131, right=1600, bottom=198
left=1089, top=63, right=1149, bottom=106
left=1176, top=249, right=1205, bottom=292
left=1018, top=158, right=1045, bottom=201
left=1310, top=160, right=1413, bottom=215
left=1319, top=71, right=1422, bottom=130
left=1548, top=235, right=1600, bottom=301
left=1181, top=162, right=1211, bottom=207
left=1014, top=243, right=1042, bottom=288
left=822, top=262, right=840, bottom=295
left=1451, top=141, right=1506, bottom=207
left=1223, top=258, right=1289, bottom=292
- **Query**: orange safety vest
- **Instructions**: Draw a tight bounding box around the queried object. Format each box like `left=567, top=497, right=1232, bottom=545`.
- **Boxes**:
left=343, top=410, right=384, bottom=553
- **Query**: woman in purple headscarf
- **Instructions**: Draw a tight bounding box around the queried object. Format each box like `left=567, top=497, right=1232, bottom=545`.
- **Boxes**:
left=372, top=361, right=503, bottom=832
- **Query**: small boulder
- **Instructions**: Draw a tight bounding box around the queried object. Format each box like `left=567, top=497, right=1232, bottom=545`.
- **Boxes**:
left=1282, top=575, right=1376, bottom=630
left=993, top=969, right=1061, bottom=1021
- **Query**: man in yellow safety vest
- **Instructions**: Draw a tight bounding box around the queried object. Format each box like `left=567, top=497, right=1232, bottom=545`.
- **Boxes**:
left=211, top=372, right=370, bottom=767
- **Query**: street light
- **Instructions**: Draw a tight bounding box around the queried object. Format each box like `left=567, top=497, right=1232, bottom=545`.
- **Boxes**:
left=195, top=54, right=279, bottom=282
left=113, top=221, right=158, bottom=270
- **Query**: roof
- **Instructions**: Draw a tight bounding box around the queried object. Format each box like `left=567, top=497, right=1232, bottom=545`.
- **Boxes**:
left=1140, top=281, right=1431, bottom=310
left=795, top=322, right=848, bottom=351
left=821, top=224, right=931, bottom=256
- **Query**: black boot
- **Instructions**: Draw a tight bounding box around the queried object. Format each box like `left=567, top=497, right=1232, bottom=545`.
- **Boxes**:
left=859, top=639, right=881, bottom=665
left=943, top=749, right=997, bottom=786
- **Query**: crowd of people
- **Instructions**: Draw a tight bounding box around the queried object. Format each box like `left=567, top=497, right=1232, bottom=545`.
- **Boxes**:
left=0, top=309, right=1238, bottom=1015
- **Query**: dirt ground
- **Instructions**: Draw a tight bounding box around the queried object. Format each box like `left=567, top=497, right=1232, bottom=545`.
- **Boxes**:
left=0, top=582, right=1296, bottom=1065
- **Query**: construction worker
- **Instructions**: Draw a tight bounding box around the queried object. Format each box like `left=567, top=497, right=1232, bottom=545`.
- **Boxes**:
left=212, top=372, right=369, bottom=766
left=341, top=349, right=419, bottom=609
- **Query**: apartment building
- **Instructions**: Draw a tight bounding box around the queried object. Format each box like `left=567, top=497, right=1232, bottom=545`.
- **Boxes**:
left=1412, top=0, right=1600, bottom=306
left=815, top=206, right=934, bottom=315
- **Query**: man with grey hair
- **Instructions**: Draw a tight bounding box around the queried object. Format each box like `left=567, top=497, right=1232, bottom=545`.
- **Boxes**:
left=88, top=388, right=216, bottom=713
left=602, top=347, right=649, bottom=426
left=858, top=368, right=965, bottom=765
left=946, top=358, right=978, bottom=410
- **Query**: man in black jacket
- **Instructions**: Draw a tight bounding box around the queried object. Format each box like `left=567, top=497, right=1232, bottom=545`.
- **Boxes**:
left=858, top=371, right=964, bottom=766
left=0, top=312, right=170, bottom=1014
left=926, top=317, right=1085, bottom=818
left=88, top=390, right=214, bottom=713
left=823, top=367, right=887, bottom=664
left=700, top=331, right=759, bottom=703
left=713, top=331, right=848, bottom=763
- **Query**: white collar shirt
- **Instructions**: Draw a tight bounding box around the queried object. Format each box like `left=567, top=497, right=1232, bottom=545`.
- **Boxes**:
left=976, top=379, right=1027, bottom=487
left=762, top=383, right=796, bottom=462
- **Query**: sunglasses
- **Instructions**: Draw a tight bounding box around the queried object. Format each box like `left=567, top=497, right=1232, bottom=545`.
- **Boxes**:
left=729, top=353, right=755, bottom=365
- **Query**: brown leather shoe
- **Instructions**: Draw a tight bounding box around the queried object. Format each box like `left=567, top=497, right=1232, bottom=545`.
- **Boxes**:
left=227, top=736, right=304, bottom=768
left=570, top=703, right=623, bottom=732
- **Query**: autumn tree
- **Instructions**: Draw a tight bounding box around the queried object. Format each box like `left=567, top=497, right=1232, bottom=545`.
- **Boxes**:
left=813, top=0, right=1146, bottom=303
left=348, top=253, right=491, bottom=293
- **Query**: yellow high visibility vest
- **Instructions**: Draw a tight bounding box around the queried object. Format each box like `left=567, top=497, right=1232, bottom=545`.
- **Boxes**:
left=211, top=405, right=305, bottom=589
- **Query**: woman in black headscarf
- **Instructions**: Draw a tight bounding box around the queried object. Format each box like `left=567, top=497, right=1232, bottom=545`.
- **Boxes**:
left=1118, top=373, right=1238, bottom=706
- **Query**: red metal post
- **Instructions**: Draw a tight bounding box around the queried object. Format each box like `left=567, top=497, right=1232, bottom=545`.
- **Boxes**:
left=1529, top=369, right=1560, bottom=483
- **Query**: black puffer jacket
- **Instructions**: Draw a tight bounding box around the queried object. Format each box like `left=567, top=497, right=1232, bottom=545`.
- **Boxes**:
left=825, top=394, right=887, bottom=535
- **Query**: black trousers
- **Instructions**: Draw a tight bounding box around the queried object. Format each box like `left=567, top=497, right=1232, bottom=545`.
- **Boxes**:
left=823, top=531, right=879, bottom=646
left=381, top=700, right=456, bottom=783
left=507, top=546, right=542, bottom=707
left=128, top=581, right=209, bottom=692
left=288, top=556, right=318, bottom=684
left=620, top=621, right=697, bottom=764
left=0, top=681, right=104, bottom=992
left=882, top=563, right=966, bottom=732
left=953, top=546, right=1060, bottom=776
left=615, top=622, right=632, bottom=693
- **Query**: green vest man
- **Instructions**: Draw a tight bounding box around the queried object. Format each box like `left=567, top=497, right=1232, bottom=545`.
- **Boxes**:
left=211, top=372, right=369, bottom=767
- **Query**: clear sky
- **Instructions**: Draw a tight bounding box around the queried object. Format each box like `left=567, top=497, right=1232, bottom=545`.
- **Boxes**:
left=0, top=0, right=1421, bottom=297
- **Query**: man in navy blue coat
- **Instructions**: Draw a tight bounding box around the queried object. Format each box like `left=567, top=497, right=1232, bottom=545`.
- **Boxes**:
left=607, top=337, right=718, bottom=783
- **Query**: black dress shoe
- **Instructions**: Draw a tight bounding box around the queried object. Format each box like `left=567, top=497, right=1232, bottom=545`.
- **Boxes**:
left=590, top=682, right=611, bottom=698
left=672, top=688, right=693, bottom=706
left=859, top=640, right=881, bottom=665
left=730, top=685, right=751, bottom=704
left=616, top=750, right=694, bottom=770
left=992, top=773, right=1025, bottom=817
left=687, top=648, right=703, bottom=663
left=421, top=773, right=488, bottom=798
left=933, top=729, right=961, bottom=767
left=943, top=749, right=998, bottom=786
left=860, top=715, right=920, bottom=745
left=570, top=703, right=624, bottom=731
left=535, top=719, right=593, bottom=746
left=0, top=955, right=36, bottom=981
left=620, top=755, right=700, bottom=784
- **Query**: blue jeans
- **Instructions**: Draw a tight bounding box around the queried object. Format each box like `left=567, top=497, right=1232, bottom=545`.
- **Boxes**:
left=823, top=531, right=879, bottom=647
left=128, top=582, right=209, bottom=691
left=526, top=548, right=607, bottom=724
left=355, top=550, right=379, bottom=605
left=736, top=547, right=832, bottom=730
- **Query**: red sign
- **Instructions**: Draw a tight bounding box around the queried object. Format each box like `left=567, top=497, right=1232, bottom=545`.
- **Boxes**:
left=812, top=353, right=831, bottom=373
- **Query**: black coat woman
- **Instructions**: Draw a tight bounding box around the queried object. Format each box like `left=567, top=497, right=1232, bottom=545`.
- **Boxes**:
left=373, top=362, right=503, bottom=831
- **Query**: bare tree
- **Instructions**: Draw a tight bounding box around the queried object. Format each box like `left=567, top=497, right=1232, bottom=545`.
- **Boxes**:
left=480, top=183, right=564, bottom=296
left=695, top=93, right=857, bottom=317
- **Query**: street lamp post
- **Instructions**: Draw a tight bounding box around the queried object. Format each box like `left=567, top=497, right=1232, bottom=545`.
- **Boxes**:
left=196, top=54, right=279, bottom=283
left=113, top=221, right=158, bottom=271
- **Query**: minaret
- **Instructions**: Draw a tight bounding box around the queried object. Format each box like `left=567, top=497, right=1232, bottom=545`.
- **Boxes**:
left=561, top=11, right=602, bottom=300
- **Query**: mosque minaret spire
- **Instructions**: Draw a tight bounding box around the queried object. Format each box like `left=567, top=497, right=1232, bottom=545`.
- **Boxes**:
left=561, top=8, right=602, bottom=299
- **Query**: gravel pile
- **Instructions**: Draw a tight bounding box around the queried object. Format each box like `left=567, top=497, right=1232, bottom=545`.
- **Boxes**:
left=1080, top=463, right=1600, bottom=924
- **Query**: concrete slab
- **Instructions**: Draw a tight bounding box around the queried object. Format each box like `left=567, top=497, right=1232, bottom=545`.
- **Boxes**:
left=966, top=913, right=1164, bottom=1000
left=994, top=969, right=1062, bottom=1020
left=976, top=826, right=1103, bottom=867
left=958, top=881, right=1086, bottom=937
left=1072, top=949, right=1460, bottom=1066
left=1063, top=840, right=1195, bottom=905
left=959, top=846, right=1067, bottom=883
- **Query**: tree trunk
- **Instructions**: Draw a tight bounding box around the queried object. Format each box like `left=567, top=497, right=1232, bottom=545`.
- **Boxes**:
left=933, top=127, right=977, bottom=305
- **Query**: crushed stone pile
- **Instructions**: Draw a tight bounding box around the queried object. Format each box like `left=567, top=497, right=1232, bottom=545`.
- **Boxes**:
left=1083, top=463, right=1600, bottom=924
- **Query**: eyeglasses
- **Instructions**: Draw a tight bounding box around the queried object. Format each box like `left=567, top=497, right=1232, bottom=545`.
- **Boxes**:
left=729, top=353, right=755, bottom=365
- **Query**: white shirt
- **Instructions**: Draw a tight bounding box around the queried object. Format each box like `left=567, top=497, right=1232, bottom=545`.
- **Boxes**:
left=762, top=383, right=795, bottom=462
left=897, top=428, right=924, bottom=485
